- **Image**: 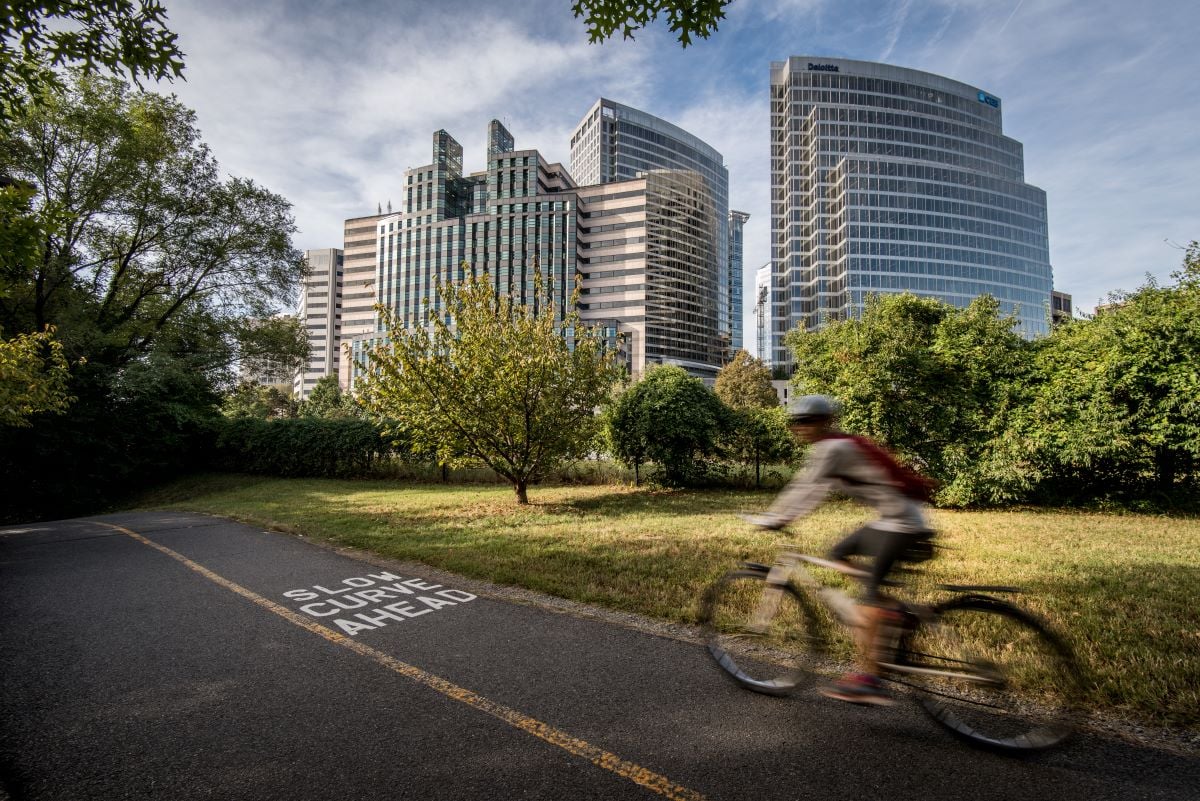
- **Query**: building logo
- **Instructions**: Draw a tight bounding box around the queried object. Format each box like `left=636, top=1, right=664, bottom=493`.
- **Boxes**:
left=808, top=62, right=840, bottom=72
left=977, top=91, right=1000, bottom=108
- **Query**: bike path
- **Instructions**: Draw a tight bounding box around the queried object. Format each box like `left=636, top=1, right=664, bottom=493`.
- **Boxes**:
left=0, top=511, right=1194, bottom=801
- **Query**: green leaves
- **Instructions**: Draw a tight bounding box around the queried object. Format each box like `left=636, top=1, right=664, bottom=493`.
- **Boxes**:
left=0, top=0, right=185, bottom=129
left=604, top=365, right=729, bottom=487
left=358, top=268, right=623, bottom=504
left=714, top=348, right=778, bottom=410
left=572, top=0, right=733, bottom=47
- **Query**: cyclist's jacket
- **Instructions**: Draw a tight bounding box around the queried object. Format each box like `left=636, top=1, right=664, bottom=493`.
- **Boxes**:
left=754, top=435, right=929, bottom=533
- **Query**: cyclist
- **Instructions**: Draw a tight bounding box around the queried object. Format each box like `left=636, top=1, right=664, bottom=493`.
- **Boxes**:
left=743, top=394, right=934, bottom=706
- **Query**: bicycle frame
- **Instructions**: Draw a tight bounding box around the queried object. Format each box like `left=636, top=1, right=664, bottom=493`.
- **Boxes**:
left=746, top=548, right=996, bottom=686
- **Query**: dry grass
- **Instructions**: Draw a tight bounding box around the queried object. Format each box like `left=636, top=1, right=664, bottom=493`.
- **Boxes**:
left=136, top=474, right=1200, bottom=728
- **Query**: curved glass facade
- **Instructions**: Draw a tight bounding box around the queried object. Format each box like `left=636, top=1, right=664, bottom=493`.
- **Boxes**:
left=769, top=57, right=1053, bottom=367
left=572, top=99, right=730, bottom=374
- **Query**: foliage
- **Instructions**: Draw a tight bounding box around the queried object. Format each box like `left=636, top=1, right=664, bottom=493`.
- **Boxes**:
left=221, top=382, right=298, bottom=420
left=0, top=0, right=184, bottom=128
left=787, top=293, right=1029, bottom=505
left=357, top=268, right=623, bottom=504
left=0, top=71, right=303, bottom=521
left=302, top=374, right=362, bottom=419
left=714, top=348, right=778, bottom=410
left=604, top=365, right=730, bottom=487
left=213, top=417, right=387, bottom=479
left=572, top=0, right=734, bottom=46
left=1014, top=244, right=1200, bottom=505
left=719, top=405, right=797, bottom=488
left=0, top=324, right=72, bottom=426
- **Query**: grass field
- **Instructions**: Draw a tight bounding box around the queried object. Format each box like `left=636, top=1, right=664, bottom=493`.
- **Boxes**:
left=138, top=474, right=1199, bottom=730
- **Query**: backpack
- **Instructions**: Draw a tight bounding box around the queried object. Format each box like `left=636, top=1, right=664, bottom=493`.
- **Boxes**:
left=822, top=433, right=938, bottom=504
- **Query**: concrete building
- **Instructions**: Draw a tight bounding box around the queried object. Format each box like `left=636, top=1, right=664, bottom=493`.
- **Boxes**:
left=337, top=214, right=386, bottom=389
left=769, top=57, right=1054, bottom=369
left=1051, top=290, right=1073, bottom=325
left=294, top=248, right=342, bottom=399
left=570, top=98, right=730, bottom=375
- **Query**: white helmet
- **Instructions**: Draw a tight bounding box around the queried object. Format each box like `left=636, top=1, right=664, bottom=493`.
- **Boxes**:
left=786, top=394, right=840, bottom=423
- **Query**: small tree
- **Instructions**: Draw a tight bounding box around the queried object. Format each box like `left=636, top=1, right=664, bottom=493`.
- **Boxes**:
left=302, top=375, right=360, bottom=419
left=715, top=348, right=778, bottom=410
left=604, top=365, right=728, bottom=487
left=357, top=268, right=622, bottom=504
left=721, top=406, right=797, bottom=487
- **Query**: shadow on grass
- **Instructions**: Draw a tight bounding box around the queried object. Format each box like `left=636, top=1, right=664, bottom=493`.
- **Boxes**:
left=1020, top=561, right=1200, bottom=730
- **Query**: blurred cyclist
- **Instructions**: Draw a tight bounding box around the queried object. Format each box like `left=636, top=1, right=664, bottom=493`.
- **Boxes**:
left=743, top=394, right=935, bottom=706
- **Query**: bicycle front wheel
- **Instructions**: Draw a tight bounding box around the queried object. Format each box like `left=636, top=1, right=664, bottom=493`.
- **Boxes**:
left=899, top=596, right=1081, bottom=751
left=699, top=569, right=823, bottom=696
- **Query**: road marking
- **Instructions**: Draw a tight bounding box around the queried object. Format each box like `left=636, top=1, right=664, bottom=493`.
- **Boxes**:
left=94, top=521, right=706, bottom=801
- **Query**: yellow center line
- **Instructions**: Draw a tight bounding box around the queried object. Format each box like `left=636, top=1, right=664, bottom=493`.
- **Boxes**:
left=94, top=521, right=707, bottom=801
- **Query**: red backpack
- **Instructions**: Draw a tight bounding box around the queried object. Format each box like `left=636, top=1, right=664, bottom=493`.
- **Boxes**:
left=822, top=433, right=938, bottom=503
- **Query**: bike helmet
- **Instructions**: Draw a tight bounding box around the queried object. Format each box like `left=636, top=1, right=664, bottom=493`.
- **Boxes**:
left=786, top=394, right=840, bottom=424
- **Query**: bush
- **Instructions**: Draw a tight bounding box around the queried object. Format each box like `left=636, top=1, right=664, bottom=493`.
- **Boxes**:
left=214, top=417, right=389, bottom=478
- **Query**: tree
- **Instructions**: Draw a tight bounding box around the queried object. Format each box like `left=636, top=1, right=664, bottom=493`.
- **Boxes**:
left=603, top=365, right=728, bottom=487
left=0, top=71, right=303, bottom=521
left=786, top=293, right=1029, bottom=504
left=357, top=269, right=622, bottom=504
left=573, top=0, right=735, bottom=46
left=714, top=348, right=778, bottom=410
left=720, top=405, right=796, bottom=488
left=0, top=0, right=184, bottom=128
left=1017, top=244, right=1200, bottom=504
left=302, top=374, right=361, bottom=420
left=221, top=382, right=298, bottom=420
left=0, top=325, right=72, bottom=426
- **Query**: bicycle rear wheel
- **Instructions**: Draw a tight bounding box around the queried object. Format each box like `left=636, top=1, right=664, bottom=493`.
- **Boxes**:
left=699, top=569, right=823, bottom=696
left=898, top=596, right=1081, bottom=751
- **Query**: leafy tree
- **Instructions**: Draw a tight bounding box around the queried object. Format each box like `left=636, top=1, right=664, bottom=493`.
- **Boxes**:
left=714, top=348, right=778, bottom=410
left=0, top=324, right=72, bottom=426
left=1017, top=245, right=1200, bottom=504
left=302, top=374, right=361, bottom=420
left=720, top=405, right=796, bottom=488
left=0, top=71, right=303, bottom=521
left=221, top=382, right=298, bottom=420
left=357, top=268, right=622, bottom=504
left=573, top=0, right=734, bottom=46
left=604, top=365, right=728, bottom=487
left=0, top=0, right=184, bottom=127
left=786, top=293, right=1029, bottom=503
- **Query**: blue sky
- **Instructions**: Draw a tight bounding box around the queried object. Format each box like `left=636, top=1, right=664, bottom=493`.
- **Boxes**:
left=161, top=0, right=1199, bottom=335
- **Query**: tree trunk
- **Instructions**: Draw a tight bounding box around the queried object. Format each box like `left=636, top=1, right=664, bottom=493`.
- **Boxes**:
left=755, top=453, right=761, bottom=488
left=514, top=480, right=529, bottom=505
left=1155, top=446, right=1178, bottom=493
left=634, top=462, right=640, bottom=487
left=441, top=462, right=449, bottom=483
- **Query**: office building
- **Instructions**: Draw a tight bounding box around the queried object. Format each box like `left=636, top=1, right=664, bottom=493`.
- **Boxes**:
left=728, top=210, right=750, bottom=358
left=294, top=248, right=342, bottom=398
left=1051, top=290, right=1072, bottom=325
left=769, top=57, right=1054, bottom=368
left=754, top=263, right=773, bottom=364
left=570, top=98, right=730, bottom=375
left=337, top=213, right=386, bottom=389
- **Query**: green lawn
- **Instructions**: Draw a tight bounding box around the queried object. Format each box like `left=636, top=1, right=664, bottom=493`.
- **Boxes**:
left=137, top=474, right=1199, bottom=729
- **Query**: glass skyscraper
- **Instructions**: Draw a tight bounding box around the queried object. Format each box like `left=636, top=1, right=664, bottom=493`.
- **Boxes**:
left=769, top=57, right=1053, bottom=368
left=571, top=99, right=731, bottom=374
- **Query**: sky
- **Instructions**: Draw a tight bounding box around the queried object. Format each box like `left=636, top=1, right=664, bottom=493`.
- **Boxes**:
left=157, top=0, right=1199, bottom=341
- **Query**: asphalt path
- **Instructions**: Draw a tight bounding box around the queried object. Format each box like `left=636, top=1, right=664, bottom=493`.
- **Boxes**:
left=0, top=511, right=1195, bottom=801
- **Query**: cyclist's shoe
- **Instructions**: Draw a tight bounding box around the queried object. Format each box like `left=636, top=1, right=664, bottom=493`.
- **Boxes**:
left=819, top=672, right=893, bottom=706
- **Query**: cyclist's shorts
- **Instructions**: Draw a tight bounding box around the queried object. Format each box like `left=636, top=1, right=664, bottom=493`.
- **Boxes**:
left=828, top=525, right=934, bottom=604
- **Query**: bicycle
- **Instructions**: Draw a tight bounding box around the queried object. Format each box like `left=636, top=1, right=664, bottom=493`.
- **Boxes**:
left=698, top=540, right=1083, bottom=752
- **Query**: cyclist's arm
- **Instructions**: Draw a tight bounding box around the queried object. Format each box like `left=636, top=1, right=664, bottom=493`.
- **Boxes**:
left=748, top=441, right=840, bottom=529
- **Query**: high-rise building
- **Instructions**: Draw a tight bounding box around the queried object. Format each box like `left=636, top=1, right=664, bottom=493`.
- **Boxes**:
left=570, top=98, right=731, bottom=376
left=294, top=248, right=342, bottom=398
left=754, top=263, right=772, bottom=364
left=769, top=57, right=1054, bottom=368
left=728, top=210, right=750, bottom=358
left=337, top=213, right=386, bottom=389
